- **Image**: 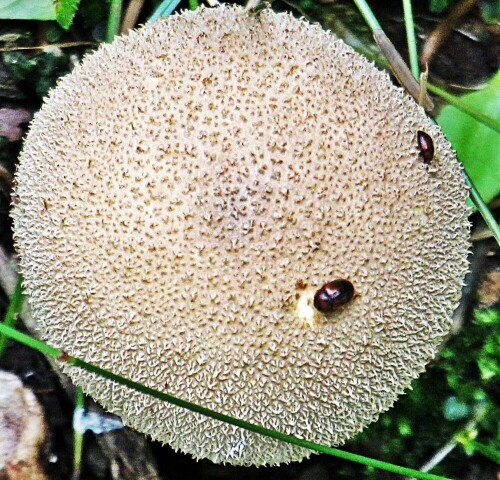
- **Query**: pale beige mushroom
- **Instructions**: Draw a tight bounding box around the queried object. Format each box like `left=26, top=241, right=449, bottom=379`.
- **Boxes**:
left=12, top=5, right=469, bottom=466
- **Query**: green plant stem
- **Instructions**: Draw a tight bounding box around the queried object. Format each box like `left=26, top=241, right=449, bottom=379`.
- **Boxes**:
left=149, top=0, right=183, bottom=22
left=0, top=323, right=452, bottom=480
left=351, top=0, right=381, bottom=30
left=0, top=274, right=23, bottom=357
left=463, top=170, right=500, bottom=245
left=73, top=387, right=85, bottom=478
left=189, top=0, right=199, bottom=10
left=106, top=0, right=123, bottom=43
left=402, top=0, right=419, bottom=79
left=427, top=83, right=500, bottom=135
left=462, top=440, right=500, bottom=464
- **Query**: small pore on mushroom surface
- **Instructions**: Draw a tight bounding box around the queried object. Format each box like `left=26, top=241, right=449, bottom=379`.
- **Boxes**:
left=13, top=4, right=469, bottom=467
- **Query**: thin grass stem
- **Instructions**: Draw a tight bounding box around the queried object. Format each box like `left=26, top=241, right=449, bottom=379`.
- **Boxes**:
left=402, top=0, right=420, bottom=78
left=0, top=323, right=453, bottom=480
left=106, top=0, right=123, bottom=43
left=463, top=440, right=500, bottom=464
left=0, top=274, right=23, bottom=357
left=351, top=0, right=381, bottom=30
left=463, top=170, right=500, bottom=245
left=73, top=387, right=85, bottom=479
left=427, top=83, right=500, bottom=135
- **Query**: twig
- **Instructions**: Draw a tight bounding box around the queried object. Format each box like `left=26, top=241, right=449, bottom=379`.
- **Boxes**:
left=421, top=0, right=477, bottom=68
left=463, top=170, right=500, bottom=245
left=373, top=29, right=434, bottom=111
left=0, top=41, right=96, bottom=52
left=72, top=388, right=85, bottom=480
left=121, top=0, right=146, bottom=34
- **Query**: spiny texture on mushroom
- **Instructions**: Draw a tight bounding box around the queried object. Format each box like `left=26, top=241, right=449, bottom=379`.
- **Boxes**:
left=13, top=5, right=469, bottom=466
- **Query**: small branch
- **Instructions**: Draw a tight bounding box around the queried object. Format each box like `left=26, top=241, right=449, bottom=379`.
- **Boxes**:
left=420, top=440, right=458, bottom=474
left=373, top=29, right=434, bottom=111
left=426, top=82, right=500, bottom=135
left=149, top=0, right=182, bottom=22
left=72, top=388, right=85, bottom=480
left=0, top=41, right=97, bottom=52
left=421, top=0, right=477, bottom=68
left=121, top=0, right=146, bottom=34
left=463, top=170, right=500, bottom=245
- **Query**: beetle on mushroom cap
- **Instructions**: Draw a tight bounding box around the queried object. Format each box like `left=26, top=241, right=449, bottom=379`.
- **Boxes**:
left=12, top=5, right=469, bottom=467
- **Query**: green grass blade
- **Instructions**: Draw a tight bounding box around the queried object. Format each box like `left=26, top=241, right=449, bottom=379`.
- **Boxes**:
left=149, top=0, right=182, bottom=22
left=463, top=170, right=500, bottom=244
left=428, top=83, right=500, bottom=135
left=402, top=0, right=420, bottom=78
left=0, top=323, right=453, bottom=480
left=351, top=0, right=381, bottom=30
left=0, top=274, right=23, bottom=357
left=73, top=387, right=85, bottom=478
left=189, top=0, right=199, bottom=11
left=106, top=0, right=123, bottom=43
left=463, top=440, right=500, bottom=464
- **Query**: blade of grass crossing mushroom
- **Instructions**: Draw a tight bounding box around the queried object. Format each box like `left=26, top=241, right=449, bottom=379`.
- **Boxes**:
left=0, top=322, right=454, bottom=480
left=0, top=273, right=23, bottom=358
left=106, top=0, right=123, bottom=43
left=402, top=0, right=420, bottom=79
left=149, top=0, right=183, bottom=22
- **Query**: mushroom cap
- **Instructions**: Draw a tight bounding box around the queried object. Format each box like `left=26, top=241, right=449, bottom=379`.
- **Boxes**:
left=12, top=5, right=469, bottom=466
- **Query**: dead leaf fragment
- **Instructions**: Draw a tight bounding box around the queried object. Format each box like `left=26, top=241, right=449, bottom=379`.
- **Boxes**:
left=0, top=107, right=31, bottom=142
left=0, top=370, right=47, bottom=480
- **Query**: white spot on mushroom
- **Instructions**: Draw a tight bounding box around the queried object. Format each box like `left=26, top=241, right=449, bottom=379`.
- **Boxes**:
left=296, top=287, right=318, bottom=328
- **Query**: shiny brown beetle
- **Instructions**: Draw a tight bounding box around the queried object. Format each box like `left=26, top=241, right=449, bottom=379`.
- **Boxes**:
left=417, top=130, right=434, bottom=164
left=314, top=279, right=354, bottom=314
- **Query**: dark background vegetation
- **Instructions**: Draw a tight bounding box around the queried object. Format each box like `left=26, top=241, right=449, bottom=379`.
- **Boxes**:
left=0, top=0, right=498, bottom=479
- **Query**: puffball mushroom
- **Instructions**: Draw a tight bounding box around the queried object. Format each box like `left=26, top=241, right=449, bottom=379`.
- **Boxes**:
left=13, top=4, right=469, bottom=466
